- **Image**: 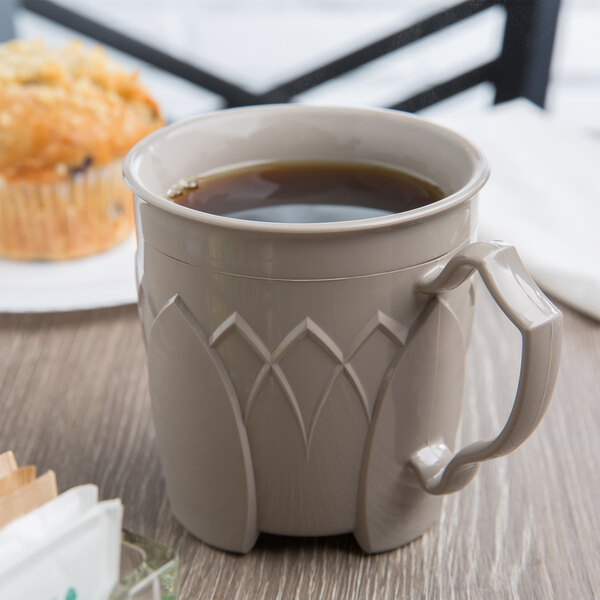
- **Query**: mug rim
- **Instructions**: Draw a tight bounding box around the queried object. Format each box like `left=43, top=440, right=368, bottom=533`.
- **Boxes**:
left=123, top=104, right=490, bottom=234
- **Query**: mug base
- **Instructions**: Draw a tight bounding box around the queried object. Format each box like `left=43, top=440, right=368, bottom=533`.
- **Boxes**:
left=172, top=508, right=438, bottom=555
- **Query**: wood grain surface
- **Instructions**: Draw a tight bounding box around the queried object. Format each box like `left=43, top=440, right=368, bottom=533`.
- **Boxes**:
left=1, top=288, right=598, bottom=599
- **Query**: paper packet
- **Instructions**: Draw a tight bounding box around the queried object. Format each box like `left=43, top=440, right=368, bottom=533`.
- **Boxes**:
left=0, top=452, right=123, bottom=600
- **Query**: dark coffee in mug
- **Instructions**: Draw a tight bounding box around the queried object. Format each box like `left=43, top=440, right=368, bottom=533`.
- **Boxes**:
left=168, top=160, right=444, bottom=223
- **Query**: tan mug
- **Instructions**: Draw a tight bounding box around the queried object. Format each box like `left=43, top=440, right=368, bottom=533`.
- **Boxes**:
left=124, top=105, right=562, bottom=554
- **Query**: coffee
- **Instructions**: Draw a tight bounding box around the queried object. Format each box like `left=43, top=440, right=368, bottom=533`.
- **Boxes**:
left=168, top=161, right=444, bottom=223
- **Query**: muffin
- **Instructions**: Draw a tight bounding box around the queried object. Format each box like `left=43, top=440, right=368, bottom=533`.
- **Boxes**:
left=0, top=39, right=164, bottom=260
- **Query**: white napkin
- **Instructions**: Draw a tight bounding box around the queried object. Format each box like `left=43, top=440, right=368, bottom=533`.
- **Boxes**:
left=430, top=98, right=600, bottom=320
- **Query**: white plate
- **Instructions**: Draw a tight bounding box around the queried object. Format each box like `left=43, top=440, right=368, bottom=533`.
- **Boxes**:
left=0, top=235, right=137, bottom=313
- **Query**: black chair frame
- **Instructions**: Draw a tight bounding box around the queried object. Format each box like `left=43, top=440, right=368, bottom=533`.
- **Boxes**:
left=1, top=0, right=561, bottom=111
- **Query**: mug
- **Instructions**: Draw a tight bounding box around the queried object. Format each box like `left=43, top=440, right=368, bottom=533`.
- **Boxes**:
left=124, top=105, right=562, bottom=554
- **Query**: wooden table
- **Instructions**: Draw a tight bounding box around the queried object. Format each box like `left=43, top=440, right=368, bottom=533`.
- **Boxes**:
left=1, top=288, right=598, bottom=599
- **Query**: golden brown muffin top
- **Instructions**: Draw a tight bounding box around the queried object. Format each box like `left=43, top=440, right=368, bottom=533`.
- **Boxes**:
left=0, top=39, right=164, bottom=183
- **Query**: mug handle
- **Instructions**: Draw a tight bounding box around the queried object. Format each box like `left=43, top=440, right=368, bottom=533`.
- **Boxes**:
left=408, top=241, right=562, bottom=495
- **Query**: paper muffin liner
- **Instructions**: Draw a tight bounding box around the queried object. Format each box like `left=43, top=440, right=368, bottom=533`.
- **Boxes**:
left=0, top=160, right=134, bottom=261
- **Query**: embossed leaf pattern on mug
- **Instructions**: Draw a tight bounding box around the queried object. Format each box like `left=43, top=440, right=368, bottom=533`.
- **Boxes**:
left=203, top=307, right=408, bottom=451
left=147, top=292, right=411, bottom=453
